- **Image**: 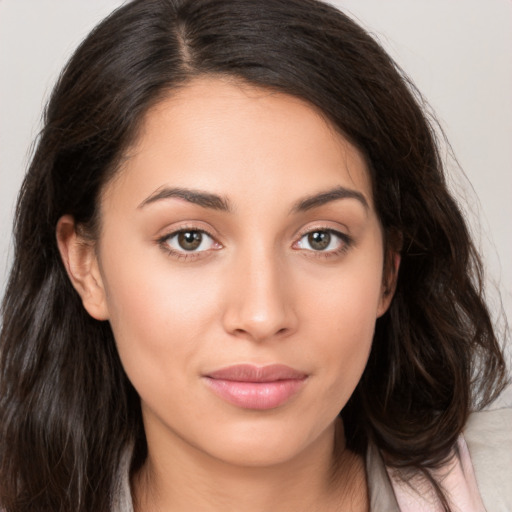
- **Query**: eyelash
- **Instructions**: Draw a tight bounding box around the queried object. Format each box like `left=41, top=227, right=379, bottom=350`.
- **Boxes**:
left=157, top=227, right=220, bottom=261
left=157, top=226, right=353, bottom=261
left=294, top=227, right=353, bottom=259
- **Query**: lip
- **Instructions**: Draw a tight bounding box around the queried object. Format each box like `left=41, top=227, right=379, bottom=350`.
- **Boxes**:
left=203, top=364, right=308, bottom=410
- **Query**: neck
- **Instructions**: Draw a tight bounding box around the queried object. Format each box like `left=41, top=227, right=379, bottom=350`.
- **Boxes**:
left=132, top=419, right=368, bottom=512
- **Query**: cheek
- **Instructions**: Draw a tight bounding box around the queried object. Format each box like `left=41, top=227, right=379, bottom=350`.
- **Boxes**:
left=304, top=247, right=384, bottom=340
left=97, top=239, right=223, bottom=394
left=308, top=303, right=375, bottom=418
left=300, top=251, right=384, bottom=405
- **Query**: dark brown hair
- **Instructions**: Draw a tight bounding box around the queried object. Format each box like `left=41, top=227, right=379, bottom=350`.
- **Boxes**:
left=0, top=0, right=507, bottom=511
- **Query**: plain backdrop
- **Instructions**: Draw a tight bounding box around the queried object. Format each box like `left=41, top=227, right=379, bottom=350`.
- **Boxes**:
left=0, top=0, right=511, bottom=403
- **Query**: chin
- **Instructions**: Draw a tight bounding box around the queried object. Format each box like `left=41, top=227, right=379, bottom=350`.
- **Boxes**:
left=197, top=417, right=334, bottom=469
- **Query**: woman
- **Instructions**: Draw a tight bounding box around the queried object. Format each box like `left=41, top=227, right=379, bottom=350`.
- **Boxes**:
left=0, top=0, right=509, bottom=511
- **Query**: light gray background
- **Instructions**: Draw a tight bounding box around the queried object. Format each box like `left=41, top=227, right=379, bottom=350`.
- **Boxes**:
left=1, top=1, right=510, bottom=403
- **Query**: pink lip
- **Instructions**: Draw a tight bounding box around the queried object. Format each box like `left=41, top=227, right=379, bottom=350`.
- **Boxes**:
left=203, top=364, right=308, bottom=410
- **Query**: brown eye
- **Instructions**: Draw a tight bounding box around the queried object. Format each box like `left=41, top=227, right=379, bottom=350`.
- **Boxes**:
left=295, top=229, right=351, bottom=254
left=307, top=231, right=331, bottom=251
left=178, top=231, right=203, bottom=251
left=163, top=229, right=218, bottom=254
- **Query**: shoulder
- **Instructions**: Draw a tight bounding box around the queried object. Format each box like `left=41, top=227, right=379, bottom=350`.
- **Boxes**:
left=464, top=407, right=512, bottom=511
left=366, top=408, right=512, bottom=512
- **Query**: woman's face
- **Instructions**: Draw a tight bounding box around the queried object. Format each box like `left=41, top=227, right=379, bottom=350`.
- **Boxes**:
left=67, top=78, right=395, bottom=467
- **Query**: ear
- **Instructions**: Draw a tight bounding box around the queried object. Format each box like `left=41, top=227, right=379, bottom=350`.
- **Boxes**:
left=377, top=250, right=401, bottom=318
left=56, top=215, right=109, bottom=320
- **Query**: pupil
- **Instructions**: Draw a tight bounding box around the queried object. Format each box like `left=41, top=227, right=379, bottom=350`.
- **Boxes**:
left=178, top=231, right=202, bottom=251
left=308, top=231, right=330, bottom=250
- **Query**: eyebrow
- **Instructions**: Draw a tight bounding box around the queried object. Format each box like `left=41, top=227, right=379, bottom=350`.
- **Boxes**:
left=138, top=185, right=368, bottom=213
left=292, top=186, right=369, bottom=213
left=138, top=187, right=231, bottom=211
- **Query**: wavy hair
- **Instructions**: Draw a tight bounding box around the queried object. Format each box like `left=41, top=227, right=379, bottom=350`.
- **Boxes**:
left=0, top=0, right=507, bottom=510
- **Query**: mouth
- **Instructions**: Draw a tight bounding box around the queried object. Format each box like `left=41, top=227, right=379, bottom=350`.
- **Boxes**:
left=203, top=364, right=308, bottom=410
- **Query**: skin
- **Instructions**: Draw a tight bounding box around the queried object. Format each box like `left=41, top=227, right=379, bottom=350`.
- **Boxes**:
left=58, top=77, right=398, bottom=511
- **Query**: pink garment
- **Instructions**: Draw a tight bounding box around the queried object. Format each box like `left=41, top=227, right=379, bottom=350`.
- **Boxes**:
left=387, top=436, right=487, bottom=512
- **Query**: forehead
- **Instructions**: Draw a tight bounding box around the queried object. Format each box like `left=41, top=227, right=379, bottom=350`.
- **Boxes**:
left=106, top=77, right=373, bottom=211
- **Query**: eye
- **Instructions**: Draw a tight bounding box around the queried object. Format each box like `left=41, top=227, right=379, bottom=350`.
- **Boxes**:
left=163, top=229, right=218, bottom=253
left=295, top=229, right=350, bottom=253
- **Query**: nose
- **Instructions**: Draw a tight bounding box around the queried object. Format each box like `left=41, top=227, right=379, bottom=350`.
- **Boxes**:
left=221, top=247, right=298, bottom=342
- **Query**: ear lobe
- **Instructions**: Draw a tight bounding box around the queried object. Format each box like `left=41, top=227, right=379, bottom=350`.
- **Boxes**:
left=56, top=215, right=109, bottom=321
left=377, top=251, right=401, bottom=318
